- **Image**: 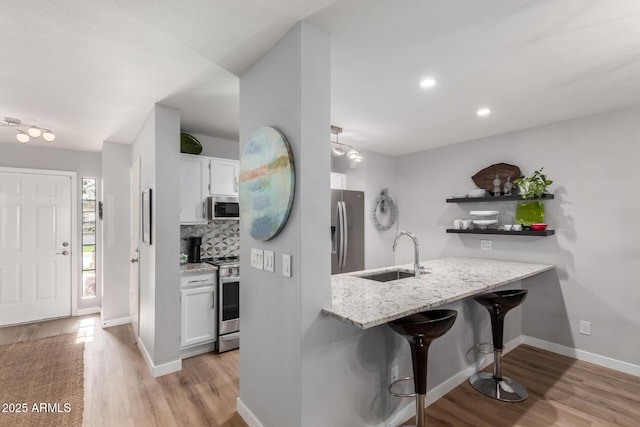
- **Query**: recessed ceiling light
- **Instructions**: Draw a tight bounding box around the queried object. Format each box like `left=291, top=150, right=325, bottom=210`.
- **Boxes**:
left=419, top=78, right=436, bottom=88
left=477, top=107, right=492, bottom=117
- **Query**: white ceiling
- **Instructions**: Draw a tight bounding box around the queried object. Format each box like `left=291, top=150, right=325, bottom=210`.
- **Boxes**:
left=2, top=0, right=640, bottom=155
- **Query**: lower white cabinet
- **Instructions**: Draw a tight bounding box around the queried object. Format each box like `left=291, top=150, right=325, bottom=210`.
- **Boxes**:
left=180, top=284, right=216, bottom=348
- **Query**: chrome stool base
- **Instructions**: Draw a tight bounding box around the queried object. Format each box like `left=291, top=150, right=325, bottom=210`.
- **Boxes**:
left=469, top=372, right=528, bottom=402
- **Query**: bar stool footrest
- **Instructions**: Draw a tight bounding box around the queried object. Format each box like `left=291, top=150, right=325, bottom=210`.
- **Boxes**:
left=389, top=377, right=417, bottom=397
left=474, top=342, right=494, bottom=354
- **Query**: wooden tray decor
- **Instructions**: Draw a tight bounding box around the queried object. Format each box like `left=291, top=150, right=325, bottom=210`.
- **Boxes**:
left=472, top=163, right=523, bottom=192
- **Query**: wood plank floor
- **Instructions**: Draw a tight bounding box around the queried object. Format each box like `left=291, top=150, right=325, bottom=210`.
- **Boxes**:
left=0, top=314, right=247, bottom=427
left=402, top=345, right=640, bottom=427
left=2, top=316, right=639, bottom=426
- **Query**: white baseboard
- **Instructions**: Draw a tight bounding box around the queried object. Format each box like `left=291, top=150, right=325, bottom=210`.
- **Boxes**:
left=523, top=336, right=640, bottom=377
left=100, top=315, right=131, bottom=328
left=180, top=341, right=217, bottom=359
left=237, top=397, right=265, bottom=427
left=137, top=339, right=182, bottom=378
left=75, top=307, right=101, bottom=316
left=384, top=336, right=523, bottom=427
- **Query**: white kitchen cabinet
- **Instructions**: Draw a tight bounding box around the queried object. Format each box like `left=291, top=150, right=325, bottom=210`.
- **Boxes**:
left=210, top=157, right=239, bottom=196
left=179, top=154, right=209, bottom=224
left=180, top=284, right=216, bottom=348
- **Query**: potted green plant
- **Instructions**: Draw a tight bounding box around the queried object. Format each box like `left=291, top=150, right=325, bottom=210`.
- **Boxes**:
left=513, top=167, right=553, bottom=226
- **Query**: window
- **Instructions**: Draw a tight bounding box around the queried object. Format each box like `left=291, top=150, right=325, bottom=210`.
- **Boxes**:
left=82, top=178, right=97, bottom=298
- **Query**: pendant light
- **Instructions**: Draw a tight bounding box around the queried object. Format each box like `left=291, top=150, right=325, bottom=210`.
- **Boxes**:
left=330, top=125, right=364, bottom=168
left=1, top=117, right=56, bottom=143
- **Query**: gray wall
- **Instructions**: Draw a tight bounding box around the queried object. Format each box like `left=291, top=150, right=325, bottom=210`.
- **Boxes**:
left=361, top=151, right=398, bottom=269
left=187, top=132, right=239, bottom=160
left=238, top=22, right=331, bottom=427
left=101, top=142, right=131, bottom=323
left=130, top=104, right=181, bottom=367
left=0, top=141, right=102, bottom=311
left=333, top=150, right=398, bottom=269
left=394, top=106, right=640, bottom=367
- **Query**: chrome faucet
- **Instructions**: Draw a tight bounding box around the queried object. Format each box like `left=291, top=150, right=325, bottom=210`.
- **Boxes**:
left=392, top=231, right=421, bottom=278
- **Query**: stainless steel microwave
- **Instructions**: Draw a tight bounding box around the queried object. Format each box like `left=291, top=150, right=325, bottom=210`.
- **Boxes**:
left=208, top=195, right=239, bottom=220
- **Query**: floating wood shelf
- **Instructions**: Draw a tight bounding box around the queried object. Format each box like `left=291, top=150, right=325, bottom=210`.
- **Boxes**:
left=446, top=194, right=554, bottom=203
left=446, top=229, right=555, bottom=236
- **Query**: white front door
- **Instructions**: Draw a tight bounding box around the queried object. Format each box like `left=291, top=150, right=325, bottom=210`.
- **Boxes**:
left=0, top=171, right=72, bottom=326
left=129, top=158, right=141, bottom=340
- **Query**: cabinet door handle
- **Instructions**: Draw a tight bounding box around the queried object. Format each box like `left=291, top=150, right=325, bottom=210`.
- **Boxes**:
left=189, top=279, right=209, bottom=283
left=202, top=201, right=206, bottom=219
left=212, top=291, right=215, bottom=309
left=234, top=177, right=238, bottom=193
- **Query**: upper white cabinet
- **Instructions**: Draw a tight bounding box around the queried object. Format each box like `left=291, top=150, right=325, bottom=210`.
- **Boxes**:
left=210, top=158, right=239, bottom=197
left=179, top=154, right=209, bottom=224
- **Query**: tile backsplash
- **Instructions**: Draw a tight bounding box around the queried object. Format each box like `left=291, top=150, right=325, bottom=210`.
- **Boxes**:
left=180, top=220, right=240, bottom=258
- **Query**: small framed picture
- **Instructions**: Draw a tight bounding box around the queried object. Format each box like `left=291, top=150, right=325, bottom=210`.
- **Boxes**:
left=142, top=189, right=152, bottom=245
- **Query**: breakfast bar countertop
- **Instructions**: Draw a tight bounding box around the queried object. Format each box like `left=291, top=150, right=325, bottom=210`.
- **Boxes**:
left=322, top=257, right=554, bottom=329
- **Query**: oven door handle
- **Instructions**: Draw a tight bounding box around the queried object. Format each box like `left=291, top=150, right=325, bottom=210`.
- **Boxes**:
left=220, top=275, right=240, bottom=284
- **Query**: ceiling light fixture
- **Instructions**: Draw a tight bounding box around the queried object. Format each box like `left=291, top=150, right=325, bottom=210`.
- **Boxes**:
left=1, top=117, right=56, bottom=143
left=330, top=125, right=364, bottom=169
left=419, top=78, right=437, bottom=88
left=477, top=107, right=492, bottom=117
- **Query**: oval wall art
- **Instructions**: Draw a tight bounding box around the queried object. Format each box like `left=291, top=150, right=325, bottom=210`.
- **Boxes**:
left=239, top=126, right=295, bottom=241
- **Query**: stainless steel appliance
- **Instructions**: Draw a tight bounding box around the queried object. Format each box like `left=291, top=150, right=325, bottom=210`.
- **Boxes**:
left=207, top=195, right=240, bottom=220
left=204, top=256, right=239, bottom=352
left=331, top=189, right=365, bottom=274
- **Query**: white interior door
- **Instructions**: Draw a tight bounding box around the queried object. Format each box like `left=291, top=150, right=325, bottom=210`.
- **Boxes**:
left=0, top=171, right=72, bottom=326
left=129, top=158, right=141, bottom=339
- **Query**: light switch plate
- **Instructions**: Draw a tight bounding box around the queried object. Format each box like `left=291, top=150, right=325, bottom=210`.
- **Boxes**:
left=251, top=248, right=263, bottom=269
left=264, top=250, right=274, bottom=272
left=282, top=254, right=291, bottom=277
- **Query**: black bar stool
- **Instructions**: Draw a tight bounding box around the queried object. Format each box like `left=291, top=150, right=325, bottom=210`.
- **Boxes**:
left=388, top=309, right=457, bottom=427
left=470, top=289, right=528, bottom=402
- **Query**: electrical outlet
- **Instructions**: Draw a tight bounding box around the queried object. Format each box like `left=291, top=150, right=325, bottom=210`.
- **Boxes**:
left=480, top=240, right=492, bottom=251
left=264, top=250, right=274, bottom=272
left=251, top=248, right=263, bottom=269
left=390, top=365, right=399, bottom=383
left=282, top=254, right=291, bottom=277
left=579, top=320, right=591, bottom=336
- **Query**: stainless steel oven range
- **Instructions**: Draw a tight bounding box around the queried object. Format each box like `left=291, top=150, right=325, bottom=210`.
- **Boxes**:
left=204, top=256, right=239, bottom=352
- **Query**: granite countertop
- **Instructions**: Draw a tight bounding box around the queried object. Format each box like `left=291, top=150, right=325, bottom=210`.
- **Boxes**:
left=322, top=257, right=554, bottom=329
left=179, top=262, right=218, bottom=274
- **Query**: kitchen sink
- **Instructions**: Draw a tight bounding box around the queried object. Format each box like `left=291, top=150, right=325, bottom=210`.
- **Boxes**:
left=355, top=269, right=416, bottom=282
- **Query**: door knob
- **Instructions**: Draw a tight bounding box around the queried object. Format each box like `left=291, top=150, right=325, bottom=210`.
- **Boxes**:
left=62, top=242, right=69, bottom=247
left=131, top=258, right=139, bottom=263
left=56, top=250, right=69, bottom=256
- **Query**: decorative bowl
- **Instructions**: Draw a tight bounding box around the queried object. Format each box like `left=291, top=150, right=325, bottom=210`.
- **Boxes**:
left=472, top=219, right=498, bottom=226
left=531, top=223, right=548, bottom=231
left=468, top=189, right=487, bottom=198
left=470, top=210, right=499, bottom=216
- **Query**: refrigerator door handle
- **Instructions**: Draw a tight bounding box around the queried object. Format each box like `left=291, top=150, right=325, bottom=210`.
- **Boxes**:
left=341, top=201, right=348, bottom=267
left=337, top=201, right=344, bottom=267
left=332, top=204, right=339, bottom=255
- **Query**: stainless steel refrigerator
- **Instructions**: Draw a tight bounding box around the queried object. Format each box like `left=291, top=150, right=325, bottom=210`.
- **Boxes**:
left=331, top=189, right=365, bottom=274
